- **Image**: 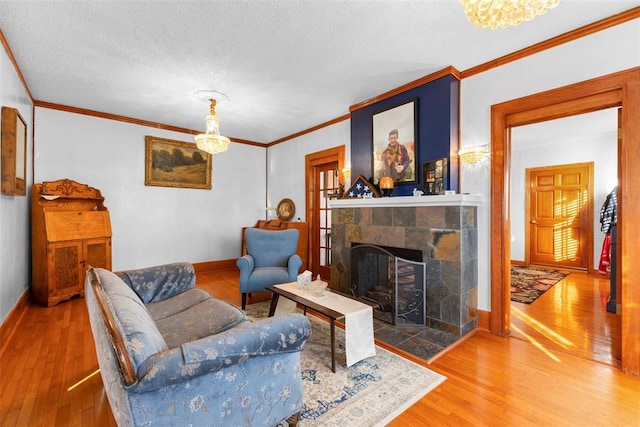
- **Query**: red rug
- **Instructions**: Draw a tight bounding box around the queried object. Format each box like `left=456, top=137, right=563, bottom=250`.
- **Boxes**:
left=510, top=266, right=569, bottom=304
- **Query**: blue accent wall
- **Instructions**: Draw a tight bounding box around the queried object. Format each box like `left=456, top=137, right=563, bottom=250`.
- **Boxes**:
left=350, top=73, right=459, bottom=197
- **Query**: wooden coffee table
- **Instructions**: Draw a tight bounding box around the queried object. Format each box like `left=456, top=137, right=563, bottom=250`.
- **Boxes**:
left=266, top=284, right=346, bottom=372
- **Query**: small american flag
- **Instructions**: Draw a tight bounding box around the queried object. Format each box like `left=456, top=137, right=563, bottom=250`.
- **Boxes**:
left=344, top=175, right=380, bottom=198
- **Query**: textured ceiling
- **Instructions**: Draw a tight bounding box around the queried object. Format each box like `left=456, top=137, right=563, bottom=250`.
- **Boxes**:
left=0, top=1, right=637, bottom=144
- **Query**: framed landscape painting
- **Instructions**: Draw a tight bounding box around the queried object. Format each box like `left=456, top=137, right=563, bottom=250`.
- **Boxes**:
left=145, top=136, right=212, bottom=189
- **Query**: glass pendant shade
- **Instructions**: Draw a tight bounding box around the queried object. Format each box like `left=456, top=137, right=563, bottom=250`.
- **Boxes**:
left=194, top=99, right=230, bottom=155
left=459, top=0, right=560, bottom=29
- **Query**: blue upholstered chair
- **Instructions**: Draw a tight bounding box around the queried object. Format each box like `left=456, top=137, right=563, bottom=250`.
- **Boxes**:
left=237, top=228, right=302, bottom=309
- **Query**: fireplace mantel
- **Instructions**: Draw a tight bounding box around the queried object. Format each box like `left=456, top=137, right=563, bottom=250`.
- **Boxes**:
left=329, top=194, right=482, bottom=209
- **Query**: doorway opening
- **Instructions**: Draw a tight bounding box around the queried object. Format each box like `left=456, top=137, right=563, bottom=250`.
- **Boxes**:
left=490, top=68, right=640, bottom=375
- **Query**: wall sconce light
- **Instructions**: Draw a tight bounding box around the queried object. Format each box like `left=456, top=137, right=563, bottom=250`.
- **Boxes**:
left=341, top=166, right=351, bottom=189
left=458, top=145, right=489, bottom=165
left=341, top=167, right=351, bottom=181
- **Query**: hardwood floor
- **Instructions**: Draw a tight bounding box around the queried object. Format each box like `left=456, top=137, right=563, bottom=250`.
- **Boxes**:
left=510, top=269, right=621, bottom=367
left=1, top=268, right=639, bottom=426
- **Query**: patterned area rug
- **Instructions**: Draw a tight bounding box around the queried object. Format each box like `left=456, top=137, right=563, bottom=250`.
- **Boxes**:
left=511, top=266, right=569, bottom=304
left=244, top=301, right=446, bottom=426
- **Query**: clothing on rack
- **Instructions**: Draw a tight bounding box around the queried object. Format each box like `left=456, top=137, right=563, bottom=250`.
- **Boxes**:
left=599, top=186, right=617, bottom=234
left=598, top=187, right=617, bottom=275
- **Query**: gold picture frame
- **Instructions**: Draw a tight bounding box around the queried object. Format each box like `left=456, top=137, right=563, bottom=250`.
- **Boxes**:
left=1, top=106, right=27, bottom=196
left=145, top=136, right=212, bottom=189
left=277, top=198, right=295, bottom=221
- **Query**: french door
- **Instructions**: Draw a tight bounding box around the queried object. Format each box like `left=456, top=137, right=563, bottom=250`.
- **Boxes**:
left=305, top=146, right=345, bottom=281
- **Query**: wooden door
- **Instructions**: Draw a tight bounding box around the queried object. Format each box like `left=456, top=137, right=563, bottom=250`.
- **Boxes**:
left=48, top=241, right=84, bottom=304
left=85, top=238, right=112, bottom=271
left=305, top=146, right=345, bottom=281
left=526, top=162, right=593, bottom=270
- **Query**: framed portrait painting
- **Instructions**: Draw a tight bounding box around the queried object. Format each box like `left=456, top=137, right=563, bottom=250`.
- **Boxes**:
left=371, top=99, right=417, bottom=185
left=145, top=136, right=212, bottom=189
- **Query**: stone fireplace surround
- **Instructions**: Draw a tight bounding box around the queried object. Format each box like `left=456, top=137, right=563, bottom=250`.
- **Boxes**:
left=329, top=195, right=481, bottom=337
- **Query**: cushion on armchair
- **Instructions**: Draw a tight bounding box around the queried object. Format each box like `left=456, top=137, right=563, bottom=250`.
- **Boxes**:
left=245, top=228, right=299, bottom=268
left=98, top=269, right=168, bottom=371
left=116, top=262, right=196, bottom=303
left=153, top=297, right=249, bottom=349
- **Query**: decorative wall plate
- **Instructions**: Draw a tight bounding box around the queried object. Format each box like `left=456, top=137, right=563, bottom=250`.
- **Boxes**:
left=277, top=198, right=295, bottom=221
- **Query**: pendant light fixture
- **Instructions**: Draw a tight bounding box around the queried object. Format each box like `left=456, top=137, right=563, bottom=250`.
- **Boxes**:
left=194, top=98, right=230, bottom=155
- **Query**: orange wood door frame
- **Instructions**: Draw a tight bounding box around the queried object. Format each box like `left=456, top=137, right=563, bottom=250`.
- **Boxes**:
left=305, top=146, right=345, bottom=277
left=490, top=67, right=640, bottom=376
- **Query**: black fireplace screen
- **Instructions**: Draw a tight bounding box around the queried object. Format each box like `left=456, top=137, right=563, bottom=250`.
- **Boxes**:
left=350, top=244, right=425, bottom=326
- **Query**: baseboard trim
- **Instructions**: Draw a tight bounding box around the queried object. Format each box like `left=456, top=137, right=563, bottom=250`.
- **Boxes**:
left=0, top=289, right=29, bottom=360
left=193, top=259, right=237, bottom=273
left=477, top=309, right=491, bottom=331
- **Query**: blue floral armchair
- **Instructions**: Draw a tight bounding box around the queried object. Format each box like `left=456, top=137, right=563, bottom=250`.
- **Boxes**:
left=85, top=262, right=311, bottom=426
left=237, top=228, right=302, bottom=309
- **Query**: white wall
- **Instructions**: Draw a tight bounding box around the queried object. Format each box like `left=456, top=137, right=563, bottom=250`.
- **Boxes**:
left=35, top=109, right=266, bottom=270
left=267, top=119, right=351, bottom=222
left=0, top=44, right=33, bottom=324
left=509, top=110, right=618, bottom=268
left=461, top=19, right=640, bottom=310
left=3, top=15, right=639, bottom=327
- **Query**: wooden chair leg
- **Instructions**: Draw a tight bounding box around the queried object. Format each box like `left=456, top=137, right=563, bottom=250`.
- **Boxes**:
left=286, top=411, right=301, bottom=426
left=241, top=293, right=247, bottom=309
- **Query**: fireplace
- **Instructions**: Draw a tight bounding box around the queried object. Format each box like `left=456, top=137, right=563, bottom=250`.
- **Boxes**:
left=350, top=243, right=425, bottom=326
left=329, top=195, right=480, bottom=338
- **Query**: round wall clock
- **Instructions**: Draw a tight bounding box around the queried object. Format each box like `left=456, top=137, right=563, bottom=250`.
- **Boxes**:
left=276, top=198, right=295, bottom=221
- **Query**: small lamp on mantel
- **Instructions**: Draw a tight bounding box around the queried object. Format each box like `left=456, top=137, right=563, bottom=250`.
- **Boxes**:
left=379, top=176, right=394, bottom=197
left=194, top=98, right=230, bottom=155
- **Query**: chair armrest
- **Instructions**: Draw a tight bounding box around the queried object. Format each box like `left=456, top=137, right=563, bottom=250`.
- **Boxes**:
left=288, top=254, right=302, bottom=279
left=133, top=314, right=311, bottom=393
left=236, top=254, right=255, bottom=283
left=116, top=262, right=196, bottom=303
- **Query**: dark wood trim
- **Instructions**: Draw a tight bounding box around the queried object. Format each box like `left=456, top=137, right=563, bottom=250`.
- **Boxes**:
left=0, top=289, right=29, bottom=360
left=268, top=114, right=351, bottom=147
left=461, top=7, right=640, bottom=79
left=0, top=29, right=34, bottom=102
left=348, top=66, right=461, bottom=113
left=193, top=259, right=237, bottom=273
left=33, top=101, right=264, bottom=147
left=304, top=146, right=345, bottom=275
left=490, top=67, right=640, bottom=376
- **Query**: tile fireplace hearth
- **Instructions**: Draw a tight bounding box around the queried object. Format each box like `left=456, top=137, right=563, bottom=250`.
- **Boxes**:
left=330, top=195, right=481, bottom=338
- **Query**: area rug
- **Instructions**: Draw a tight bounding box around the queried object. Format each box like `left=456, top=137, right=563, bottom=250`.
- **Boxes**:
left=244, top=301, right=446, bottom=426
left=511, top=266, right=569, bottom=304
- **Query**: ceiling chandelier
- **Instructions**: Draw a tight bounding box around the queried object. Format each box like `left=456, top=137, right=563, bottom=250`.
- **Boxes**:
left=194, top=98, right=230, bottom=155
left=459, top=0, right=560, bottom=29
